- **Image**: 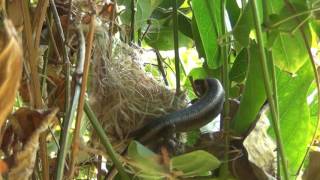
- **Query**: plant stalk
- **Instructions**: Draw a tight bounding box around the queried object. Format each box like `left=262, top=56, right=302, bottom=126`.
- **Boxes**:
left=172, top=0, right=181, bottom=95
left=250, top=0, right=289, bottom=179
left=84, top=101, right=130, bottom=180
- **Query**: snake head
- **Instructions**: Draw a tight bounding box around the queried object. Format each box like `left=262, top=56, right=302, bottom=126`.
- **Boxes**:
left=193, top=79, right=207, bottom=96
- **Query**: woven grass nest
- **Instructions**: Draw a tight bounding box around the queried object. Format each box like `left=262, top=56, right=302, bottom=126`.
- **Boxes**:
left=89, top=26, right=187, bottom=152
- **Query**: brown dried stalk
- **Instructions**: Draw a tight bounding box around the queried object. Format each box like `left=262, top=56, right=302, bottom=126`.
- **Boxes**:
left=21, top=1, right=50, bottom=180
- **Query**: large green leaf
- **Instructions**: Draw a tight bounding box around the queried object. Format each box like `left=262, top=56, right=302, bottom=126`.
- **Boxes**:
left=118, top=0, right=163, bottom=29
left=268, top=4, right=310, bottom=73
left=127, top=141, right=167, bottom=178
left=151, top=0, right=185, bottom=19
left=231, top=45, right=268, bottom=134
left=191, top=16, right=206, bottom=60
left=268, top=62, right=314, bottom=176
left=272, top=32, right=309, bottom=73
left=226, top=0, right=240, bottom=27
left=192, top=0, right=222, bottom=68
left=178, top=12, right=193, bottom=39
left=144, top=25, right=193, bottom=50
left=171, top=150, right=220, bottom=177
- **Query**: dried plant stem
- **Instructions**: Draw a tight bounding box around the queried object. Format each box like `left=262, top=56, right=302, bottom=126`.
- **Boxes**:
left=21, top=1, right=50, bottom=180
left=46, top=15, right=62, bottom=61
left=33, top=0, right=49, bottom=49
left=68, top=16, right=95, bottom=179
left=49, top=0, right=71, bottom=115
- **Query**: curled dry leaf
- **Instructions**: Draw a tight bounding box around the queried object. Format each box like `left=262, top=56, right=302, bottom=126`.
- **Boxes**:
left=7, top=108, right=58, bottom=180
left=0, top=20, right=23, bottom=129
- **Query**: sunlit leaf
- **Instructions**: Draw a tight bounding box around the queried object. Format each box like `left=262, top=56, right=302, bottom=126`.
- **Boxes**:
left=118, top=0, right=163, bottom=30
left=192, top=0, right=222, bottom=68
left=269, top=61, right=314, bottom=176
left=127, top=141, right=167, bottom=177
left=171, top=150, right=220, bottom=177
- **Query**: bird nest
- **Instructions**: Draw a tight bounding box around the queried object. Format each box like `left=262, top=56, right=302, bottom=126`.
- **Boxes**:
left=89, top=26, right=186, bottom=152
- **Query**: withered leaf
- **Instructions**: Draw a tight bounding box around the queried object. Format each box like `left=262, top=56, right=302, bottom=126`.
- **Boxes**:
left=0, top=20, right=23, bottom=129
left=7, top=108, right=58, bottom=180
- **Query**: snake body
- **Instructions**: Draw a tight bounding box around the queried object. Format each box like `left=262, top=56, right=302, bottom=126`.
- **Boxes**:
left=130, top=78, right=225, bottom=143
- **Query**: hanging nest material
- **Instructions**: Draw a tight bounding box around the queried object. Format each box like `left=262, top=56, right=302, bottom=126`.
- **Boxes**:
left=89, top=25, right=187, bottom=152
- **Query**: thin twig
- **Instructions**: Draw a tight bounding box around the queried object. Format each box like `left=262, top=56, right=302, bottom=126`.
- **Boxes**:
left=130, top=0, right=136, bottom=42
left=46, top=15, right=62, bottom=62
left=220, top=0, right=231, bottom=178
left=172, top=0, right=180, bottom=95
left=154, top=49, right=169, bottom=86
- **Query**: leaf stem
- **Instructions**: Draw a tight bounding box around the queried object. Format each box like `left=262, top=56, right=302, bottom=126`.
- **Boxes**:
left=250, top=0, right=289, bottom=179
left=84, top=101, right=130, bottom=180
left=262, top=0, right=281, bottom=178
left=268, top=7, right=320, bottom=29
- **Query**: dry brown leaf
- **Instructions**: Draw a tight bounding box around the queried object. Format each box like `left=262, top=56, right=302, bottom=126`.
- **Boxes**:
left=10, top=108, right=54, bottom=143
left=303, top=151, right=320, bottom=180
left=7, top=108, right=58, bottom=180
left=0, top=20, right=23, bottom=129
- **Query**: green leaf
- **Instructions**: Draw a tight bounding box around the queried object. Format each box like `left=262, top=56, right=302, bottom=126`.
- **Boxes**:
left=268, top=4, right=310, bottom=73
left=232, top=1, right=263, bottom=47
left=144, top=25, right=193, bottom=50
left=178, top=12, right=193, bottom=38
left=171, top=150, right=221, bottom=177
left=150, top=0, right=185, bottom=19
left=226, top=0, right=240, bottom=27
left=191, top=16, right=206, bottom=60
left=229, top=49, right=249, bottom=83
left=269, top=62, right=314, bottom=175
left=272, top=32, right=309, bottom=73
left=192, top=0, right=222, bottom=68
left=232, top=2, right=253, bottom=48
left=118, top=0, right=163, bottom=29
left=231, top=45, right=268, bottom=134
left=127, top=141, right=167, bottom=177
